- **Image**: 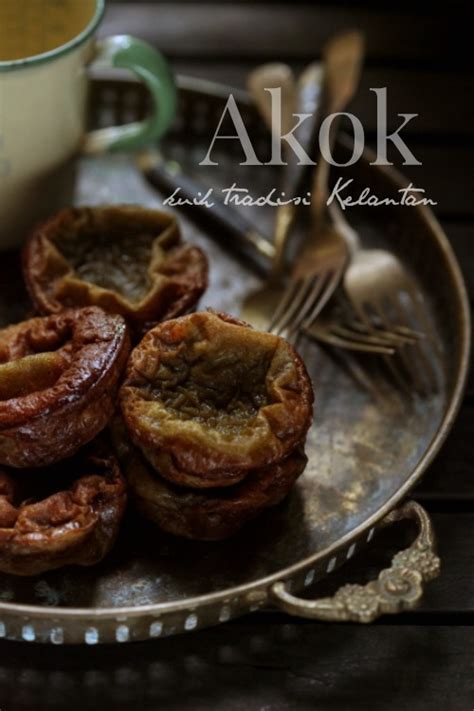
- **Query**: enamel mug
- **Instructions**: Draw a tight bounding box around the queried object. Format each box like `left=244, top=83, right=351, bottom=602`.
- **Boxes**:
left=0, top=0, right=176, bottom=249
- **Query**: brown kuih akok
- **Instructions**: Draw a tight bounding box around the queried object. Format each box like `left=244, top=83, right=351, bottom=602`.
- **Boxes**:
left=112, top=419, right=307, bottom=541
left=120, top=311, right=314, bottom=489
left=0, top=307, right=130, bottom=468
left=0, top=438, right=127, bottom=575
left=22, top=205, right=208, bottom=336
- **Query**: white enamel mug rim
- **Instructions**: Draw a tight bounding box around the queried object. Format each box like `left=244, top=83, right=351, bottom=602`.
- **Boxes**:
left=0, top=0, right=105, bottom=72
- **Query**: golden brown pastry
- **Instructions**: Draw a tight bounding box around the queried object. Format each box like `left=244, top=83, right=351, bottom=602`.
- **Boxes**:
left=120, top=311, right=314, bottom=489
left=0, top=438, right=127, bottom=575
left=22, top=205, right=208, bottom=336
left=0, top=307, right=130, bottom=468
left=112, top=418, right=306, bottom=541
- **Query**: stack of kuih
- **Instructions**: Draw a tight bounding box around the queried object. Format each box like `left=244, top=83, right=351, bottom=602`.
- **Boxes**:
left=0, top=205, right=313, bottom=576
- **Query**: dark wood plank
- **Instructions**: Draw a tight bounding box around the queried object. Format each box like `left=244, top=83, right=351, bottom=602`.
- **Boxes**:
left=100, top=3, right=470, bottom=65
left=1, top=623, right=473, bottom=709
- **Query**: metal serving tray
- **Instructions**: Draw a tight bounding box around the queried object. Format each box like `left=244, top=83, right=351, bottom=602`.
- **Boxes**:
left=0, top=76, right=469, bottom=643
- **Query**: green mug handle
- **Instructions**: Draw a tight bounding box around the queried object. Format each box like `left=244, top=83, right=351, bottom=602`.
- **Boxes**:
left=83, top=35, right=177, bottom=154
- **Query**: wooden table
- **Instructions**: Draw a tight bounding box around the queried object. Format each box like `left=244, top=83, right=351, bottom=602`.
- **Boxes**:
left=1, top=3, right=473, bottom=708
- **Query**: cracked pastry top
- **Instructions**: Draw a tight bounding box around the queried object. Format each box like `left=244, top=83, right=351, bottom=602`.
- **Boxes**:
left=0, top=438, right=127, bottom=575
left=22, top=205, right=208, bottom=335
left=120, top=311, right=314, bottom=489
left=0, top=306, right=130, bottom=468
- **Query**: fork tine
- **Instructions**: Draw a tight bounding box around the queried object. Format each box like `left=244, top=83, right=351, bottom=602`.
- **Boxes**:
left=270, top=275, right=314, bottom=336
left=329, top=293, right=389, bottom=346
left=343, top=291, right=424, bottom=348
left=345, top=294, right=425, bottom=395
left=332, top=323, right=397, bottom=348
left=305, top=324, right=395, bottom=355
left=390, top=325, right=426, bottom=344
left=349, top=297, right=412, bottom=394
left=300, top=263, right=345, bottom=333
left=273, top=276, right=314, bottom=336
left=327, top=324, right=396, bottom=354
left=349, top=320, right=423, bottom=347
left=286, top=273, right=329, bottom=337
left=268, top=277, right=304, bottom=333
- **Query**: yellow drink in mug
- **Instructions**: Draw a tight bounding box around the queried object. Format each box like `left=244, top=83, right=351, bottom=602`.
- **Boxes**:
left=0, top=0, right=176, bottom=249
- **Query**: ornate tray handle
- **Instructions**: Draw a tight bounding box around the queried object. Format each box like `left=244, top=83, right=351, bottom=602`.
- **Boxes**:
left=271, top=501, right=440, bottom=623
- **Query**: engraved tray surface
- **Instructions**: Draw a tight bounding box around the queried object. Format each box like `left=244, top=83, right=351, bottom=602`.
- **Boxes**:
left=0, top=77, right=469, bottom=643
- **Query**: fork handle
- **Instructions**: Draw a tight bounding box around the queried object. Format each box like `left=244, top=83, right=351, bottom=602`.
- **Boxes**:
left=281, top=62, right=324, bottom=200
left=311, top=31, right=365, bottom=223
left=248, top=61, right=325, bottom=279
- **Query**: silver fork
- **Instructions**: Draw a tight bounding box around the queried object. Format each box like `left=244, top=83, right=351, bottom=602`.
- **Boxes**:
left=329, top=202, right=439, bottom=394
left=271, top=203, right=424, bottom=352
left=268, top=32, right=365, bottom=342
left=268, top=221, right=348, bottom=341
left=305, top=301, right=396, bottom=355
left=140, top=144, right=421, bottom=357
left=240, top=60, right=325, bottom=332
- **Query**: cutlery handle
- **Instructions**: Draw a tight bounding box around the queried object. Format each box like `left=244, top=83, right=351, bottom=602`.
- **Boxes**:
left=139, top=155, right=274, bottom=274
left=281, top=62, right=324, bottom=199
left=268, top=64, right=326, bottom=279
left=312, top=31, right=365, bottom=222
left=248, top=62, right=325, bottom=277
left=247, top=63, right=296, bottom=137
